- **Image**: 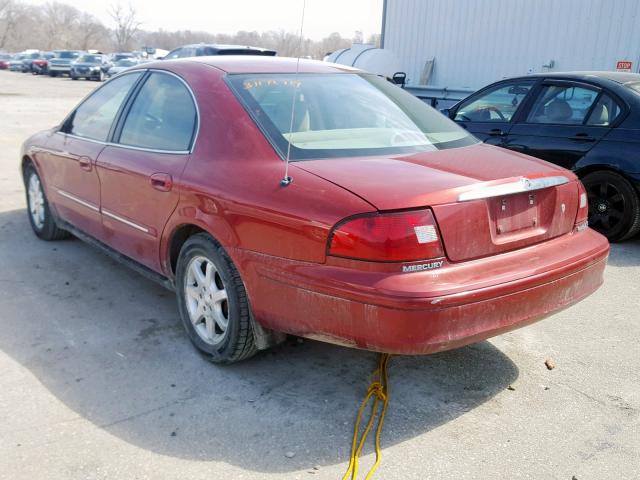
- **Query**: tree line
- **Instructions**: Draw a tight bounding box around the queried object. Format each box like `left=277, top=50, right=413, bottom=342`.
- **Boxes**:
left=0, top=0, right=380, bottom=57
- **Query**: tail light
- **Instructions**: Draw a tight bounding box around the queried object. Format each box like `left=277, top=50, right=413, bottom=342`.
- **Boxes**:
left=328, top=209, right=445, bottom=262
left=575, top=180, right=589, bottom=231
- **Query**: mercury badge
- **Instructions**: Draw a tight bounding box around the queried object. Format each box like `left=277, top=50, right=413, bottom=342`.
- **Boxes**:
left=402, top=261, right=444, bottom=273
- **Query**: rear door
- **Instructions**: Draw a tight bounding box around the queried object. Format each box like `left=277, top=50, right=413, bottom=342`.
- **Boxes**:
left=44, top=72, right=143, bottom=238
left=505, top=81, right=621, bottom=169
left=451, top=79, right=537, bottom=145
left=96, top=71, right=198, bottom=272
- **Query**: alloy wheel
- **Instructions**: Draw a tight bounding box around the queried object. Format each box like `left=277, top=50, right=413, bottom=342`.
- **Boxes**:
left=184, top=255, right=229, bottom=346
left=27, top=173, right=45, bottom=230
left=586, top=180, right=625, bottom=232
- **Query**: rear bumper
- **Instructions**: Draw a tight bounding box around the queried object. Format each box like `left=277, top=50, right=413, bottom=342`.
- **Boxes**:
left=236, top=228, right=609, bottom=354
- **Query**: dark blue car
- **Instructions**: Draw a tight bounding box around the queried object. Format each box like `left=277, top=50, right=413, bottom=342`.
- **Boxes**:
left=445, top=72, right=640, bottom=241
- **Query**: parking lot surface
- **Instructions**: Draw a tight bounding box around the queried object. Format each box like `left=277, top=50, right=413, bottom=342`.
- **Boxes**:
left=0, top=72, right=638, bottom=480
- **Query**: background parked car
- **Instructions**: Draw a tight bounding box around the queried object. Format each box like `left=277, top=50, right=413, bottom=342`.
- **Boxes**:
left=106, top=57, right=145, bottom=78
left=70, top=53, right=109, bottom=81
left=8, top=53, right=26, bottom=71
left=0, top=53, right=12, bottom=69
left=48, top=50, right=82, bottom=77
left=444, top=72, right=640, bottom=242
left=20, top=51, right=43, bottom=72
left=163, top=43, right=276, bottom=59
left=27, top=52, right=55, bottom=74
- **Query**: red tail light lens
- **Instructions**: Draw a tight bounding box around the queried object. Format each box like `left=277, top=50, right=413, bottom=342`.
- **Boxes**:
left=328, top=209, right=445, bottom=262
left=575, top=180, right=589, bottom=231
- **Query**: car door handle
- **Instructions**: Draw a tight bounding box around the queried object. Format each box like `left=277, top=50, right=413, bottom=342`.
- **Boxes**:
left=150, top=173, right=173, bottom=192
left=569, top=133, right=596, bottom=142
left=78, top=156, right=92, bottom=171
left=488, top=128, right=507, bottom=137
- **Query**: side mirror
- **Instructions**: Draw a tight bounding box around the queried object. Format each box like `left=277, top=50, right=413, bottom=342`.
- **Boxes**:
left=392, top=72, right=407, bottom=87
left=440, top=108, right=452, bottom=118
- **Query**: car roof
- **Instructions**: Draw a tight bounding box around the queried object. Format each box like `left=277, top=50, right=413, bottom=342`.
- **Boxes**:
left=512, top=71, right=640, bottom=84
left=178, top=43, right=273, bottom=51
left=164, top=56, right=361, bottom=74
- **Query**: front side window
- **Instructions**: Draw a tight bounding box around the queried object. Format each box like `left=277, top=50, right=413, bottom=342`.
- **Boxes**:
left=119, top=72, right=197, bottom=151
left=527, top=85, right=599, bottom=125
left=67, top=72, right=142, bottom=141
left=228, top=73, right=476, bottom=160
left=455, top=81, right=535, bottom=123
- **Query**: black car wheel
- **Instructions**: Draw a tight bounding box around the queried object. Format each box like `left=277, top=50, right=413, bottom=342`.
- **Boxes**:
left=582, top=171, right=640, bottom=242
left=49, top=72, right=58, bottom=77
left=176, top=233, right=258, bottom=364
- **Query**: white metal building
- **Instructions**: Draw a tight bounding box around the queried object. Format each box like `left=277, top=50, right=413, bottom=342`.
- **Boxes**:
left=381, top=0, right=640, bottom=91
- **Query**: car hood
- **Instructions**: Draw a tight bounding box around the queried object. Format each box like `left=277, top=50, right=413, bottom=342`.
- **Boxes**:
left=292, top=143, right=576, bottom=210
left=50, top=58, right=74, bottom=65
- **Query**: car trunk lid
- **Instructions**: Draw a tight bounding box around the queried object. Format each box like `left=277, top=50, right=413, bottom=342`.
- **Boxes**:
left=294, top=144, right=580, bottom=262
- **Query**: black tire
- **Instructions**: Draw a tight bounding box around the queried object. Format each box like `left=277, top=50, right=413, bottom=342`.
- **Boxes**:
left=24, top=165, right=69, bottom=241
left=49, top=72, right=58, bottom=77
left=582, top=170, right=640, bottom=242
left=71, top=75, right=78, bottom=80
left=98, top=70, right=105, bottom=82
left=176, top=233, right=257, bottom=364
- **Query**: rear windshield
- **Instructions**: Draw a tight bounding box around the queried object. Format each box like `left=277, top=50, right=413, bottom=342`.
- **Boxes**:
left=626, top=82, right=640, bottom=95
left=227, top=73, right=476, bottom=160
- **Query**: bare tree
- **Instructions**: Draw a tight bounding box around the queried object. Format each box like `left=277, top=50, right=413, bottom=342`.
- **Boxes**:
left=76, top=12, right=110, bottom=51
left=108, top=2, right=140, bottom=51
left=0, top=0, right=21, bottom=50
left=42, top=2, right=80, bottom=49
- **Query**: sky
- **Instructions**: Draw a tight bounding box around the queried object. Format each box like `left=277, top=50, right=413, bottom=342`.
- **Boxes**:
left=25, top=0, right=384, bottom=40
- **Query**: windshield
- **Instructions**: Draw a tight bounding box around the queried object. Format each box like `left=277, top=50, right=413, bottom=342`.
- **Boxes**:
left=228, top=73, right=476, bottom=160
left=77, top=55, right=100, bottom=63
left=57, top=51, right=80, bottom=59
left=115, top=59, right=136, bottom=67
left=626, top=82, right=640, bottom=95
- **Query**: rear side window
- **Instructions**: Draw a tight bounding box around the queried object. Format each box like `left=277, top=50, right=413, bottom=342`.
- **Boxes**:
left=67, top=72, right=142, bottom=141
left=586, top=94, right=622, bottom=126
left=527, top=85, right=599, bottom=125
left=119, top=72, right=197, bottom=151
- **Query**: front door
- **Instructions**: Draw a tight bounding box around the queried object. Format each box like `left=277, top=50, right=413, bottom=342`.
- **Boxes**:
left=96, top=71, right=197, bottom=272
left=452, top=79, right=537, bottom=145
left=505, top=81, right=619, bottom=169
left=44, top=72, right=143, bottom=238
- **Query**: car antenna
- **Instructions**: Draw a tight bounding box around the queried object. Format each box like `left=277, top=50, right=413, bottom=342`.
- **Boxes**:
left=280, top=0, right=306, bottom=187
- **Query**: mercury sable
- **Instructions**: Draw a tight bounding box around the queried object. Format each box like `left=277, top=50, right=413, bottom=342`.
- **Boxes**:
left=21, top=57, right=609, bottom=363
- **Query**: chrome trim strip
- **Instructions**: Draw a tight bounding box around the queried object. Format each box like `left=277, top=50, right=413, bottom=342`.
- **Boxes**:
left=458, top=176, right=570, bottom=202
left=57, top=189, right=100, bottom=212
left=102, top=209, right=149, bottom=233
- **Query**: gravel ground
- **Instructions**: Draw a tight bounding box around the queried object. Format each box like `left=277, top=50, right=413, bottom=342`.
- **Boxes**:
left=0, top=71, right=638, bottom=480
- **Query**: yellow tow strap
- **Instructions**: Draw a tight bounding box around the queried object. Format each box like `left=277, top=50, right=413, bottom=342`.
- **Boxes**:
left=342, top=353, right=391, bottom=480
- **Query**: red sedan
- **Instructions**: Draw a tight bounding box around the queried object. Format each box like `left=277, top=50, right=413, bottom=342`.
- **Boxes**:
left=21, top=57, right=609, bottom=363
